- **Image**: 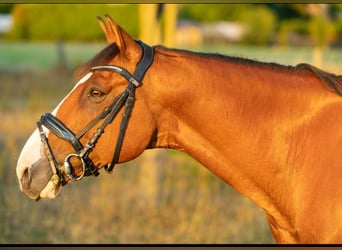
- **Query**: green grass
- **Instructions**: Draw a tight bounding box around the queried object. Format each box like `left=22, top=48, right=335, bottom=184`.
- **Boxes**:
left=0, top=42, right=56, bottom=71
left=0, top=41, right=105, bottom=72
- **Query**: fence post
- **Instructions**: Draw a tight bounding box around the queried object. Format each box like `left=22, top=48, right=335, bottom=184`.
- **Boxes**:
left=56, top=39, right=69, bottom=74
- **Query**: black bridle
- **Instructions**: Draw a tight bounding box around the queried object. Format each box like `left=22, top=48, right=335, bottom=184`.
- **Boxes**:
left=37, top=40, right=154, bottom=185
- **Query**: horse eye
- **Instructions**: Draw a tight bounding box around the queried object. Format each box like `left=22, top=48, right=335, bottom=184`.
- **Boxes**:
left=91, top=89, right=104, bottom=97
left=87, top=88, right=106, bottom=102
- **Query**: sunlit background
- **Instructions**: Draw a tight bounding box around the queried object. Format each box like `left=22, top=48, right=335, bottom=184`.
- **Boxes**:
left=1, top=4, right=342, bottom=243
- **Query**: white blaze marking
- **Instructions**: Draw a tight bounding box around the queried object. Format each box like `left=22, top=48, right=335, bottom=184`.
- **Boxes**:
left=16, top=72, right=93, bottom=196
left=16, top=128, right=41, bottom=191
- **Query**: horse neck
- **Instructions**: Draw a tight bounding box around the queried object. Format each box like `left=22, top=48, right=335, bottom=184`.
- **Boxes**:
left=144, top=46, right=339, bottom=231
left=147, top=47, right=330, bottom=163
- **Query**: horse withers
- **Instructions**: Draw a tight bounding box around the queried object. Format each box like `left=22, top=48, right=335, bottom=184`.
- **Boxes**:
left=16, top=15, right=341, bottom=243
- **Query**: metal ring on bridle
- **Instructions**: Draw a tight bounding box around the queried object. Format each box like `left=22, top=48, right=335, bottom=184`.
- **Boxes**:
left=63, top=153, right=86, bottom=181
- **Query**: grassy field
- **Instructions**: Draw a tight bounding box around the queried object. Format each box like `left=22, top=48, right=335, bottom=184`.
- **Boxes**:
left=1, top=41, right=342, bottom=244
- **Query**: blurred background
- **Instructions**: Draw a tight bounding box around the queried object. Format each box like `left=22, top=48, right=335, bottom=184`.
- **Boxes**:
left=1, top=3, right=342, bottom=244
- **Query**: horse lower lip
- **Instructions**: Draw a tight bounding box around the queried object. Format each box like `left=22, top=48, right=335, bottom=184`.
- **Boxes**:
left=22, top=188, right=41, bottom=200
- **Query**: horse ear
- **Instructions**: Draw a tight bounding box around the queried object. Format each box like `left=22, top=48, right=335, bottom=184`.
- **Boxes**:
left=97, top=15, right=139, bottom=57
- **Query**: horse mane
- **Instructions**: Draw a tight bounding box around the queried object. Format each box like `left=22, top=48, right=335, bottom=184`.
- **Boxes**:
left=293, top=63, right=342, bottom=96
left=75, top=43, right=342, bottom=97
left=156, top=45, right=342, bottom=97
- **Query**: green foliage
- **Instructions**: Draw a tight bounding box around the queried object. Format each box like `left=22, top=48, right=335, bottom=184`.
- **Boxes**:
left=179, top=4, right=251, bottom=22
left=308, top=14, right=335, bottom=48
left=267, top=4, right=309, bottom=21
left=238, top=5, right=276, bottom=45
left=0, top=4, right=14, bottom=13
left=179, top=4, right=342, bottom=46
left=333, top=20, right=342, bottom=42
left=180, top=4, right=276, bottom=45
left=7, top=4, right=139, bottom=41
left=277, top=18, right=309, bottom=45
left=7, top=4, right=342, bottom=48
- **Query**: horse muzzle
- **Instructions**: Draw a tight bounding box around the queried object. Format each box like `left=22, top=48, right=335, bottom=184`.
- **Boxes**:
left=19, top=157, right=61, bottom=200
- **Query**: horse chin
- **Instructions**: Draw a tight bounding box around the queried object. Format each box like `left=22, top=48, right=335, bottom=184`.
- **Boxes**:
left=38, top=180, right=63, bottom=200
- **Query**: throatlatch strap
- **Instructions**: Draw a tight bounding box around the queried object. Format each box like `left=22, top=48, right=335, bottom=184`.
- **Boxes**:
left=105, top=85, right=136, bottom=172
left=104, top=41, right=154, bottom=173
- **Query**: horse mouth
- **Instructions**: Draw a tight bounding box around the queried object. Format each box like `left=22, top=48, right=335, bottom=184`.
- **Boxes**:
left=20, top=174, right=63, bottom=200
left=38, top=180, right=63, bottom=199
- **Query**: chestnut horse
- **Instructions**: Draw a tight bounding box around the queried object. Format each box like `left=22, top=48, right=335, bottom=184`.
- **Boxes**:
left=16, top=15, right=341, bottom=243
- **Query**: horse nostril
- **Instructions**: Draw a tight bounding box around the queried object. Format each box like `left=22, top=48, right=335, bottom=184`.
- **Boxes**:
left=21, top=167, right=32, bottom=187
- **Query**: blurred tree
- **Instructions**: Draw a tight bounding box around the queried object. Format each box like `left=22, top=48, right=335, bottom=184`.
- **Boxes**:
left=7, top=4, right=139, bottom=41
left=267, top=4, right=309, bottom=21
left=329, top=4, right=342, bottom=20
left=309, top=9, right=335, bottom=48
left=238, top=5, right=276, bottom=45
left=0, top=4, right=13, bottom=13
left=277, top=18, right=309, bottom=46
left=179, top=4, right=251, bottom=23
left=8, top=4, right=342, bottom=48
left=307, top=4, right=335, bottom=67
left=179, top=4, right=276, bottom=45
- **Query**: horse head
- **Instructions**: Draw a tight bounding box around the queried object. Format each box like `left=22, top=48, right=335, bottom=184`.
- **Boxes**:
left=16, top=15, right=157, bottom=200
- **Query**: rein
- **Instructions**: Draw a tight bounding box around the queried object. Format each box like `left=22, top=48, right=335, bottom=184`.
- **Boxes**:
left=37, top=40, right=154, bottom=185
